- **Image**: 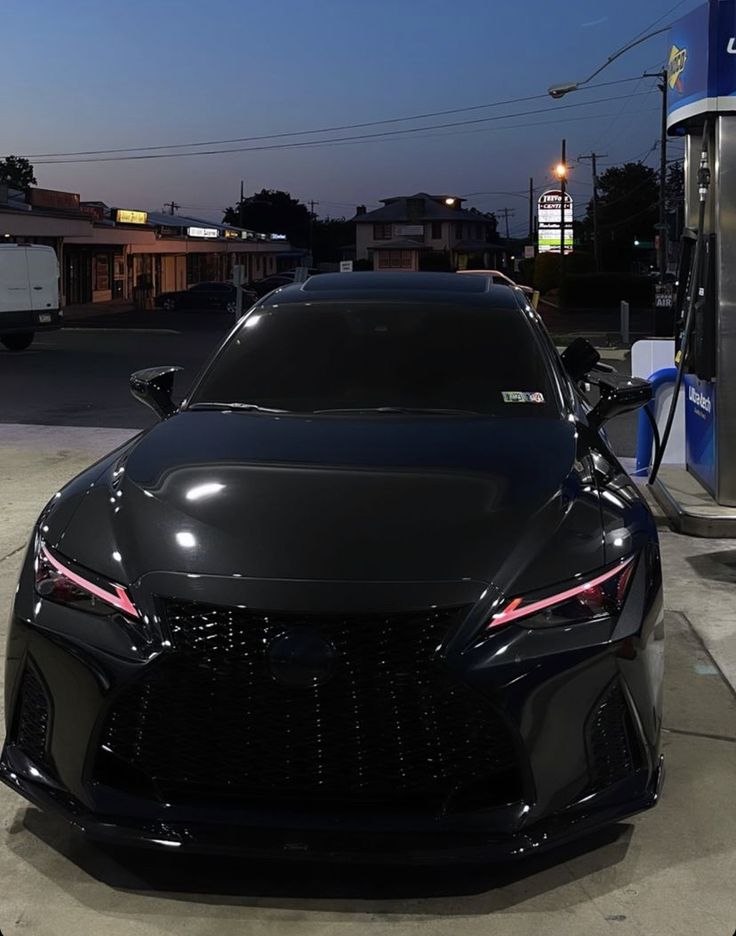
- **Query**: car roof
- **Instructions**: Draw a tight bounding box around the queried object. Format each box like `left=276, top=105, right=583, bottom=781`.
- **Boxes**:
left=457, top=269, right=510, bottom=277
left=261, top=272, right=523, bottom=307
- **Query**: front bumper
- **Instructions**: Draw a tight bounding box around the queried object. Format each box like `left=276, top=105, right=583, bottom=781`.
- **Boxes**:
left=2, top=554, right=665, bottom=862
left=1, top=745, right=663, bottom=862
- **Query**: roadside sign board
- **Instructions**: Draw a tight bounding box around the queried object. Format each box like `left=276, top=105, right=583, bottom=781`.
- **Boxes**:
left=655, top=284, right=674, bottom=308
left=339, top=261, right=354, bottom=272
left=537, top=190, right=573, bottom=254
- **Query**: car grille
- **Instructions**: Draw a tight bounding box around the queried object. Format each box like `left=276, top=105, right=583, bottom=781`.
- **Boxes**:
left=586, top=680, right=642, bottom=792
left=14, top=666, right=53, bottom=774
left=98, top=601, right=523, bottom=813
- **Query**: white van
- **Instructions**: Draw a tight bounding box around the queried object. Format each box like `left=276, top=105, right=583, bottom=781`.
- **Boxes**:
left=0, top=244, right=61, bottom=351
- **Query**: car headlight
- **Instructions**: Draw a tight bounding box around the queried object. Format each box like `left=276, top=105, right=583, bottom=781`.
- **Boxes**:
left=34, top=539, right=139, bottom=619
left=488, top=555, right=636, bottom=630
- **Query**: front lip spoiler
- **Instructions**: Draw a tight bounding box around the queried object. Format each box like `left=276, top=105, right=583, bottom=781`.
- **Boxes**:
left=0, top=753, right=664, bottom=864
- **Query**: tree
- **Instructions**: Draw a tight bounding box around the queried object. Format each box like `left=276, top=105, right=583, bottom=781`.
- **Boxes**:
left=223, top=189, right=311, bottom=246
left=311, top=216, right=356, bottom=265
left=583, top=162, right=658, bottom=271
left=0, top=155, right=36, bottom=193
left=666, top=160, right=685, bottom=245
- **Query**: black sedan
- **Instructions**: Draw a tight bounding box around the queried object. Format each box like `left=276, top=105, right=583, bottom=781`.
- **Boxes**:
left=1, top=272, right=664, bottom=862
left=155, top=281, right=256, bottom=312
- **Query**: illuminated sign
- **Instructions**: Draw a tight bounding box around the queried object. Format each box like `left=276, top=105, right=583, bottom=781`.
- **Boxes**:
left=187, top=226, right=219, bottom=238
left=114, top=208, right=148, bottom=225
left=224, top=229, right=240, bottom=239
left=537, top=190, right=573, bottom=254
left=270, top=233, right=287, bottom=240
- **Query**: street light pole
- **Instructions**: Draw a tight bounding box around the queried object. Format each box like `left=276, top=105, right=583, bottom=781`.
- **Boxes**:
left=578, top=152, right=607, bottom=271
left=556, top=141, right=568, bottom=286
left=548, top=25, right=672, bottom=279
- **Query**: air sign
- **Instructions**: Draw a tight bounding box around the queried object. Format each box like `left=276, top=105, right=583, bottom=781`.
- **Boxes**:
left=537, top=190, right=573, bottom=254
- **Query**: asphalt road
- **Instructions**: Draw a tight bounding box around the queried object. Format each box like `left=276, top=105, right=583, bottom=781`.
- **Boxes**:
left=0, top=314, right=233, bottom=429
left=0, top=313, right=638, bottom=457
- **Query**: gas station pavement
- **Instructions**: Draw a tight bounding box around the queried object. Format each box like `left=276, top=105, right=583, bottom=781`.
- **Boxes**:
left=1, top=424, right=735, bottom=936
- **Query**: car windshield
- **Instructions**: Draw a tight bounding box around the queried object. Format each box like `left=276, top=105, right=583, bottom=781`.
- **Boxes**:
left=189, top=301, right=558, bottom=417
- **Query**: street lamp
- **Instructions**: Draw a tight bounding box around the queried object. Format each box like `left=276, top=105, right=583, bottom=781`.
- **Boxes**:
left=548, top=25, right=671, bottom=281
left=555, top=143, right=569, bottom=284
left=547, top=26, right=670, bottom=99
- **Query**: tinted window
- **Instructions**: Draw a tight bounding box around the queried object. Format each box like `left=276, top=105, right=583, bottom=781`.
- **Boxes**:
left=190, top=302, right=557, bottom=417
left=190, top=283, right=216, bottom=292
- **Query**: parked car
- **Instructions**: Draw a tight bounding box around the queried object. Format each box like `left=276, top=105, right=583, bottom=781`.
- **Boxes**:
left=1, top=272, right=663, bottom=862
left=0, top=244, right=61, bottom=351
left=155, top=281, right=256, bottom=312
left=458, top=268, right=535, bottom=299
left=250, top=268, right=321, bottom=298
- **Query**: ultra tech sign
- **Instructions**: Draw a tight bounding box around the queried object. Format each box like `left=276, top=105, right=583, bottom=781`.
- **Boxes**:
left=667, top=0, right=736, bottom=130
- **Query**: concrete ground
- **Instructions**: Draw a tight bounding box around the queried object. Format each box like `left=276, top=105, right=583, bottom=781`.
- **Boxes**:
left=0, top=425, right=735, bottom=936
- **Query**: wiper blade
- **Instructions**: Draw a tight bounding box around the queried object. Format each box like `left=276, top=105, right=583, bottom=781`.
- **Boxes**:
left=312, top=406, right=486, bottom=416
left=188, top=402, right=291, bottom=414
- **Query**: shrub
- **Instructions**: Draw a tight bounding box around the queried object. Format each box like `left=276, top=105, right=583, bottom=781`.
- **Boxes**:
left=530, top=252, right=595, bottom=295
left=560, top=273, right=655, bottom=309
left=419, top=250, right=454, bottom=272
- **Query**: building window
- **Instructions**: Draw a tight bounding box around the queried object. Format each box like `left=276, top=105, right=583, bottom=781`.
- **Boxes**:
left=476, top=223, right=484, bottom=240
left=93, top=254, right=110, bottom=291
left=431, top=222, right=442, bottom=240
left=377, top=250, right=413, bottom=270
left=455, top=223, right=464, bottom=239
left=373, top=223, right=392, bottom=240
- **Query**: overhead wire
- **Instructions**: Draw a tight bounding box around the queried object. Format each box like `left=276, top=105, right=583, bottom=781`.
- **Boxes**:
left=30, top=95, right=658, bottom=166
left=19, top=76, right=647, bottom=161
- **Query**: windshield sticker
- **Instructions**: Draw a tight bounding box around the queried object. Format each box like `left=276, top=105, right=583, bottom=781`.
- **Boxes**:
left=502, top=391, right=545, bottom=404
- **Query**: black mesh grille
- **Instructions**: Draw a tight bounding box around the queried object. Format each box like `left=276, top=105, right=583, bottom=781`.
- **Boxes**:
left=98, top=601, right=523, bottom=813
left=586, top=680, right=639, bottom=791
left=15, top=667, right=53, bottom=772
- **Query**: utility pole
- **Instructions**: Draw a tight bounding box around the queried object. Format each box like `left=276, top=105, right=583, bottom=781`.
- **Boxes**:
left=239, top=179, right=245, bottom=228
left=499, top=207, right=516, bottom=240
left=555, top=139, right=568, bottom=285
left=644, top=69, right=669, bottom=281
left=577, top=152, right=607, bottom=271
left=164, top=201, right=180, bottom=216
left=308, top=200, right=319, bottom=262
left=528, top=177, right=534, bottom=243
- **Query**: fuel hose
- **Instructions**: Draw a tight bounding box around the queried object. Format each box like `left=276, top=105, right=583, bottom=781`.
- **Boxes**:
left=648, top=119, right=711, bottom=487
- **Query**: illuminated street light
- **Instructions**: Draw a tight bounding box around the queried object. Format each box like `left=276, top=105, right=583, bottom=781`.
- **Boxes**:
left=554, top=163, right=567, bottom=180
left=548, top=23, right=671, bottom=282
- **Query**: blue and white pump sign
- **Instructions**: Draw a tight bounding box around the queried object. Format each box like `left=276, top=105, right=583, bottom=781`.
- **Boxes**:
left=668, top=0, right=736, bottom=130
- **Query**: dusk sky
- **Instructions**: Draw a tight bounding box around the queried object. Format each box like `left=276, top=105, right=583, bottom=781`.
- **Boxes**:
left=1, top=0, right=695, bottom=235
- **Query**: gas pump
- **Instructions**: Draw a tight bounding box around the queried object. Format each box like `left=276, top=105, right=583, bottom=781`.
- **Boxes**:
left=650, top=0, right=736, bottom=527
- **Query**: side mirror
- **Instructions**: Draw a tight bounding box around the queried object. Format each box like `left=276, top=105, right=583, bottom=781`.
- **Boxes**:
left=590, top=374, right=652, bottom=427
left=561, top=337, right=600, bottom=382
left=130, top=365, right=183, bottom=420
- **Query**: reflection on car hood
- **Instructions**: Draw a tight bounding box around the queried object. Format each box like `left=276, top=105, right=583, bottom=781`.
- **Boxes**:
left=55, top=411, right=605, bottom=592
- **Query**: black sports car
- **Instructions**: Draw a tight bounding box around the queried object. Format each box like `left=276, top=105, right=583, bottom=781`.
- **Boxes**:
left=155, top=281, right=257, bottom=312
left=2, top=272, right=664, bottom=862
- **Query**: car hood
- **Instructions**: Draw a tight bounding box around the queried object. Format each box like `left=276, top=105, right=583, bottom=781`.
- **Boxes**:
left=54, top=411, right=605, bottom=594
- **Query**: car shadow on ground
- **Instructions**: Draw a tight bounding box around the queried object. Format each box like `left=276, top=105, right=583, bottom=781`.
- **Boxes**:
left=686, top=549, right=736, bottom=586
left=14, top=807, right=633, bottom=913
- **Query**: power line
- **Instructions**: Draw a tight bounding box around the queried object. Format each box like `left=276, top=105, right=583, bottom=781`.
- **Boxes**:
left=31, top=93, right=657, bottom=166
left=628, top=0, right=693, bottom=46
left=20, top=77, right=647, bottom=161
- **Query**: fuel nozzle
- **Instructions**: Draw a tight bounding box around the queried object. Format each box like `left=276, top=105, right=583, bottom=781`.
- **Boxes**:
left=698, top=145, right=711, bottom=202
